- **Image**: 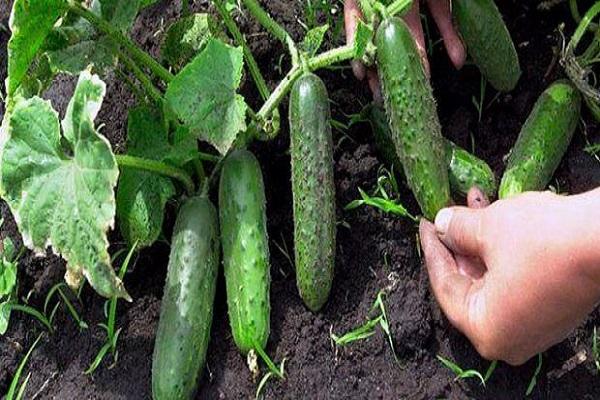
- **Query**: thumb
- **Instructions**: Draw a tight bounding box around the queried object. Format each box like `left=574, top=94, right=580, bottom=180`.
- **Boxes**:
left=435, top=207, right=484, bottom=257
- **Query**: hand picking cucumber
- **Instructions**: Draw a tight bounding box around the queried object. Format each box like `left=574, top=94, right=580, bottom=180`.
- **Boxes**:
left=152, top=196, right=219, bottom=400
left=289, top=72, right=336, bottom=312
left=499, top=81, right=581, bottom=199
left=453, top=0, right=521, bottom=92
left=376, top=17, right=452, bottom=220
left=365, top=103, right=497, bottom=199
left=219, top=149, right=271, bottom=354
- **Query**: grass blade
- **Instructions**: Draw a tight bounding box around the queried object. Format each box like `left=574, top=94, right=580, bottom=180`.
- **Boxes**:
left=6, top=334, right=43, bottom=400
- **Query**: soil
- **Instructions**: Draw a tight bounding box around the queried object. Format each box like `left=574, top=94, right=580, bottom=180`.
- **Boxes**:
left=1, top=0, right=600, bottom=399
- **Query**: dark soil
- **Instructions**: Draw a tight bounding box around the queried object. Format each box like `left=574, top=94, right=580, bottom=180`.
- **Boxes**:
left=2, top=0, right=600, bottom=399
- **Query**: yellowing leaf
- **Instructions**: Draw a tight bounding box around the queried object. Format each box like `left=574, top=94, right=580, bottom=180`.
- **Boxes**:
left=0, top=72, right=128, bottom=300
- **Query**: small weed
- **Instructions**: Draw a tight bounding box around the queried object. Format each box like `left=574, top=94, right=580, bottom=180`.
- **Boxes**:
left=6, top=333, right=43, bottom=400
left=471, top=76, right=487, bottom=124
left=86, top=242, right=138, bottom=374
left=331, top=290, right=399, bottom=362
left=526, top=353, right=543, bottom=396
left=302, top=0, right=345, bottom=43
left=437, top=355, right=497, bottom=386
left=346, top=167, right=417, bottom=222
left=255, top=358, right=287, bottom=400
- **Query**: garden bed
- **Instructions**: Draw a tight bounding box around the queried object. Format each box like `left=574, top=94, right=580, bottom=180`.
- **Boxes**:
left=1, top=0, right=600, bottom=399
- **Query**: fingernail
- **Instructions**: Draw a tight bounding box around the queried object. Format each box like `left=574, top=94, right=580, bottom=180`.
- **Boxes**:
left=435, top=208, right=453, bottom=235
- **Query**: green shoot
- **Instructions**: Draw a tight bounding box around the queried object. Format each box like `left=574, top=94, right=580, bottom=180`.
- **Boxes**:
left=331, top=290, right=399, bottom=362
left=526, top=353, right=543, bottom=396
left=331, top=315, right=382, bottom=345
left=585, top=142, right=600, bottom=155
left=6, top=333, right=43, bottom=400
left=255, top=358, right=287, bottom=400
left=86, top=242, right=138, bottom=374
left=593, top=326, right=600, bottom=371
left=471, top=75, right=487, bottom=124
left=3, top=303, right=53, bottom=333
left=437, top=355, right=497, bottom=386
left=44, top=283, right=88, bottom=331
left=345, top=167, right=418, bottom=222
left=253, top=341, right=286, bottom=379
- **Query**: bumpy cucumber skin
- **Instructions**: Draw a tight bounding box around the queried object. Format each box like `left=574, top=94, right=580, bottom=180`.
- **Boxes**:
left=219, top=149, right=270, bottom=354
left=366, top=103, right=497, bottom=198
left=499, top=81, right=581, bottom=199
left=289, top=73, right=336, bottom=312
left=376, top=18, right=451, bottom=220
left=447, top=142, right=497, bottom=199
left=453, top=0, right=521, bottom=92
left=152, top=197, right=219, bottom=400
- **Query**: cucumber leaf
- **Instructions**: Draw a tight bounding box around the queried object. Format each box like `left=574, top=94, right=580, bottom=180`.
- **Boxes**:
left=165, top=39, right=247, bottom=155
left=6, top=0, right=68, bottom=97
left=161, top=13, right=227, bottom=72
left=47, top=36, right=117, bottom=75
left=116, top=106, right=195, bottom=248
left=354, top=20, right=373, bottom=60
left=0, top=72, right=129, bottom=300
left=301, top=25, right=329, bottom=58
left=0, top=259, right=17, bottom=297
left=94, top=0, right=141, bottom=32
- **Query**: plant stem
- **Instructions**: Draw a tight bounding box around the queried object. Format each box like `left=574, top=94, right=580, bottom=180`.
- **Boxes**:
left=67, top=1, right=174, bottom=83
left=182, top=0, right=190, bottom=16
left=386, top=0, right=413, bottom=17
left=257, top=65, right=302, bottom=120
left=241, top=0, right=288, bottom=42
left=309, top=45, right=356, bottom=70
left=115, top=155, right=195, bottom=194
left=241, top=0, right=299, bottom=66
left=213, top=0, right=271, bottom=101
left=197, top=152, right=221, bottom=163
left=257, top=44, right=357, bottom=121
left=118, top=51, right=163, bottom=104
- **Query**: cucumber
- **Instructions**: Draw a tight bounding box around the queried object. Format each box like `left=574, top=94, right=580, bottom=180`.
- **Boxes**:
left=219, top=149, right=270, bottom=354
left=376, top=17, right=451, bottom=220
left=289, top=72, right=336, bottom=312
left=152, top=196, right=219, bottom=400
left=365, top=103, right=497, bottom=199
left=447, top=141, right=497, bottom=199
left=499, top=81, right=581, bottom=199
left=453, top=0, right=521, bottom=92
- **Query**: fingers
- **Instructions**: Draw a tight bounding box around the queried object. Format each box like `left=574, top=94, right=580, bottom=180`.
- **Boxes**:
left=420, top=219, right=474, bottom=331
left=434, top=206, right=484, bottom=256
left=426, top=0, right=466, bottom=69
left=467, top=187, right=490, bottom=209
left=403, top=1, right=430, bottom=77
left=367, top=70, right=382, bottom=104
left=344, top=0, right=367, bottom=80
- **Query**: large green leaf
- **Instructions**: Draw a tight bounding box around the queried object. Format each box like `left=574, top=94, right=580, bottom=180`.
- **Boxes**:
left=0, top=72, right=128, bottom=300
left=48, top=36, right=117, bottom=75
left=94, top=0, right=141, bottom=32
left=165, top=39, right=247, bottom=155
left=116, top=106, right=195, bottom=248
left=161, top=13, right=227, bottom=72
left=6, top=0, right=68, bottom=97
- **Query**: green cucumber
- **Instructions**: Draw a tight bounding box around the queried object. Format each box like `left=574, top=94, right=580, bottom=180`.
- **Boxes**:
left=219, top=149, right=271, bottom=354
left=447, top=142, right=497, bottom=199
left=289, top=72, right=336, bottom=312
left=453, top=0, right=521, bottom=92
left=376, top=17, right=451, bottom=220
left=499, top=81, right=581, bottom=199
left=365, top=103, right=497, bottom=199
left=152, top=196, right=219, bottom=400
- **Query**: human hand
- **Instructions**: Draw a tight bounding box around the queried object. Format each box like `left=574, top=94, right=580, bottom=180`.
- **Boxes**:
left=420, top=188, right=600, bottom=365
left=344, top=0, right=466, bottom=99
